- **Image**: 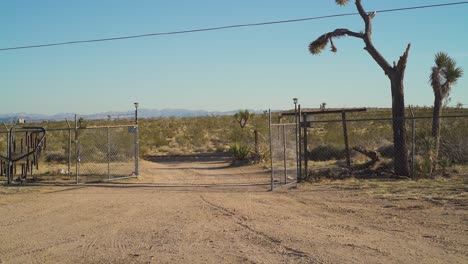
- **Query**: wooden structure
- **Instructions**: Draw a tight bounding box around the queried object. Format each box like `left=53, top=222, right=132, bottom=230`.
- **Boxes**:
left=281, top=107, right=367, bottom=177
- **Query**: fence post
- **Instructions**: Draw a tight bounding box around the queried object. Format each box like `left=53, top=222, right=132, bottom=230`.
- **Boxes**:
left=75, top=114, right=79, bottom=184
left=341, top=111, right=351, bottom=167
left=135, top=125, right=139, bottom=176
left=269, top=109, right=273, bottom=191
left=7, top=130, right=11, bottom=184
left=294, top=102, right=299, bottom=186
left=298, top=105, right=302, bottom=182
left=303, top=116, right=308, bottom=179
left=409, top=106, right=416, bottom=178
left=65, top=119, right=72, bottom=176
left=254, top=130, right=259, bottom=162
left=107, top=127, right=110, bottom=180
left=282, top=125, right=287, bottom=184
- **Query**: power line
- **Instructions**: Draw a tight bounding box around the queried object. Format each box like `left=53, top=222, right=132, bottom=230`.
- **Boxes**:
left=1, top=1, right=467, bottom=52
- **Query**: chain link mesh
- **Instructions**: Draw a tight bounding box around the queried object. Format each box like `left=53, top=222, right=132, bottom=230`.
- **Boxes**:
left=0, top=125, right=137, bottom=184
left=305, top=116, right=468, bottom=179
left=0, top=131, right=8, bottom=180
left=270, top=124, right=298, bottom=189
left=77, top=126, right=136, bottom=183
left=39, top=129, right=75, bottom=183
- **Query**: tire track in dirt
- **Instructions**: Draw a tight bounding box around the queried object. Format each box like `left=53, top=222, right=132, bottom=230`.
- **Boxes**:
left=81, top=237, right=98, bottom=254
left=10, top=238, right=77, bottom=264
left=199, top=195, right=323, bottom=263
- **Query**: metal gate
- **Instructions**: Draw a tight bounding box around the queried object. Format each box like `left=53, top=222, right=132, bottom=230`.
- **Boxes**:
left=0, top=124, right=139, bottom=184
left=76, top=125, right=138, bottom=183
left=269, top=117, right=299, bottom=190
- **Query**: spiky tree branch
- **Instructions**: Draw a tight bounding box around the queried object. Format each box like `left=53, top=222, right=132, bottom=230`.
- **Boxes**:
left=309, top=29, right=363, bottom=54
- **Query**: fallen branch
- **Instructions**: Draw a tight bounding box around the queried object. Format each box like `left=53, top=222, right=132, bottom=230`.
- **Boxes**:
left=350, top=146, right=381, bottom=171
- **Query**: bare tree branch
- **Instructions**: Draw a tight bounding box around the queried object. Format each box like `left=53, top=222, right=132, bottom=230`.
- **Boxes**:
left=356, top=0, right=370, bottom=32
left=353, top=0, right=394, bottom=76
left=397, top=43, right=411, bottom=73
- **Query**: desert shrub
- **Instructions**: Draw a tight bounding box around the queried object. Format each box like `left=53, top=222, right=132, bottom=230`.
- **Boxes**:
left=307, top=145, right=346, bottom=161
left=414, top=156, right=432, bottom=178
left=175, top=134, right=190, bottom=147
left=438, top=157, right=452, bottom=176
left=229, top=144, right=251, bottom=161
left=440, top=138, right=468, bottom=164
left=414, top=137, right=436, bottom=178
left=150, top=132, right=169, bottom=148
left=186, top=125, right=206, bottom=147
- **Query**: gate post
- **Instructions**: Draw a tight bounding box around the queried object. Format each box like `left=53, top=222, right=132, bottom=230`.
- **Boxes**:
left=298, top=105, right=302, bottom=182
left=409, top=106, right=416, bottom=178
left=107, top=127, right=110, bottom=179
left=341, top=111, right=351, bottom=167
left=269, top=109, right=273, bottom=191
left=6, top=130, right=11, bottom=184
left=66, top=119, right=72, bottom=176
left=303, top=116, right=308, bottom=180
left=135, top=125, right=139, bottom=176
left=282, top=125, right=287, bottom=184
left=75, top=114, right=79, bottom=184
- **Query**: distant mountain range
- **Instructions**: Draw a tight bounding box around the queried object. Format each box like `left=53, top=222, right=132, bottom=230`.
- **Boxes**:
left=0, top=109, right=260, bottom=123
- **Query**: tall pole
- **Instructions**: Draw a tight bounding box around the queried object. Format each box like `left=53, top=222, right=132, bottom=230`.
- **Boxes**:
left=107, top=127, right=110, bottom=180
left=7, top=128, right=11, bottom=184
left=282, top=125, right=287, bottom=184
left=293, top=98, right=299, bottom=182
left=269, top=109, right=273, bottom=191
left=341, top=111, right=351, bottom=167
left=134, top=102, right=139, bottom=176
left=298, top=104, right=302, bottom=182
left=65, top=119, right=72, bottom=176
left=75, top=114, right=78, bottom=184
left=303, top=113, right=308, bottom=179
left=409, top=105, right=416, bottom=178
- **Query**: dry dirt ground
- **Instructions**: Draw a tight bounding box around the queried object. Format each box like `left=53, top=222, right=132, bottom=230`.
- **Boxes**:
left=0, top=155, right=467, bottom=264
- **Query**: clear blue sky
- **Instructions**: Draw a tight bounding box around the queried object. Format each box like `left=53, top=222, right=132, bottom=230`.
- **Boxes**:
left=1, top=0, right=467, bottom=114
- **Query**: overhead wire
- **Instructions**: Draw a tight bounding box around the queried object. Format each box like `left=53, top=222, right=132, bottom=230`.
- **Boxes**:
left=1, top=1, right=467, bottom=51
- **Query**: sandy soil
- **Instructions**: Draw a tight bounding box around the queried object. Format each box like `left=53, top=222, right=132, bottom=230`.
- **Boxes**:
left=0, top=156, right=466, bottom=264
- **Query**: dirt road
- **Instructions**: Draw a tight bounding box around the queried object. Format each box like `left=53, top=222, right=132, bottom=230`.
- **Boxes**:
left=0, top=157, right=466, bottom=263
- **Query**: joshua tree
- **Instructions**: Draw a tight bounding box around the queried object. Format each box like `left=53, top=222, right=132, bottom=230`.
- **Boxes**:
left=320, top=102, right=327, bottom=110
left=234, top=110, right=252, bottom=129
left=78, top=117, right=85, bottom=128
left=309, top=0, right=411, bottom=176
left=430, top=52, right=463, bottom=171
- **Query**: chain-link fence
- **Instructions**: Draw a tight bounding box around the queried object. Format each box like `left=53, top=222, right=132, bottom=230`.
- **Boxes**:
left=304, top=115, right=468, bottom=180
left=0, top=131, right=8, bottom=177
left=77, top=126, right=137, bottom=183
left=0, top=124, right=138, bottom=184
left=269, top=123, right=298, bottom=190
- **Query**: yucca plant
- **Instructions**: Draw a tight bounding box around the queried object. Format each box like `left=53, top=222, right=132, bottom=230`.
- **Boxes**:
left=438, top=157, right=452, bottom=176
left=430, top=52, right=463, bottom=173
left=228, top=144, right=252, bottom=161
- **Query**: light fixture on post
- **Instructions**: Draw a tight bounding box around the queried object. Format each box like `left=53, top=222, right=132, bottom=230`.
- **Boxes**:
left=134, top=102, right=139, bottom=125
